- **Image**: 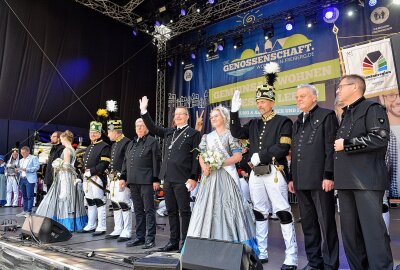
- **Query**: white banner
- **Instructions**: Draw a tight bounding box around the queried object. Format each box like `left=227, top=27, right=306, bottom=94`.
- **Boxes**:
left=342, top=38, right=398, bottom=97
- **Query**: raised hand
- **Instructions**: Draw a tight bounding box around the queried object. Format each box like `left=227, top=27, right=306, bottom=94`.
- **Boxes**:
left=231, top=90, right=242, bottom=112
left=195, top=110, right=205, bottom=132
left=139, top=96, right=149, bottom=112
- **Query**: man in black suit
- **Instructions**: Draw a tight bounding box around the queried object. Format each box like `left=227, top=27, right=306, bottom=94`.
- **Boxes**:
left=334, top=74, right=393, bottom=270
left=121, top=118, right=161, bottom=249
left=44, top=131, right=64, bottom=190
left=139, top=96, right=200, bottom=252
left=288, top=84, right=339, bottom=270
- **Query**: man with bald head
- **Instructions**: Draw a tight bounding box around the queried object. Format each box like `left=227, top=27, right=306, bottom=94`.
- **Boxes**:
left=289, top=84, right=339, bottom=270
left=334, top=74, right=393, bottom=270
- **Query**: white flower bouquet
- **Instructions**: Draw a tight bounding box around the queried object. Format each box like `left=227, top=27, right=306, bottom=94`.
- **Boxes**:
left=199, top=149, right=224, bottom=170
left=52, top=158, right=64, bottom=170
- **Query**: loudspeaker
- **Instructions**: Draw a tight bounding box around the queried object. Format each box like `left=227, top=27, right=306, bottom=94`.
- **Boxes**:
left=182, top=237, right=262, bottom=270
left=133, top=252, right=181, bottom=270
left=21, top=214, right=72, bottom=243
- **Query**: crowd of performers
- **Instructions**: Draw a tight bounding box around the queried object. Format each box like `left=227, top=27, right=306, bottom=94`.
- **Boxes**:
left=0, top=67, right=396, bottom=270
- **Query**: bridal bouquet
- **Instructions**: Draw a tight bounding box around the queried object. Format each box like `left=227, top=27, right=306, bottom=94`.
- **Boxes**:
left=199, top=149, right=224, bottom=170
left=52, top=158, right=64, bottom=170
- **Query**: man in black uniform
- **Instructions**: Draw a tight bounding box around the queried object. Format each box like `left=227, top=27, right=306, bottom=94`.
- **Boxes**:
left=82, top=121, right=111, bottom=236
left=139, top=96, right=200, bottom=252
left=230, top=83, right=297, bottom=270
left=106, top=118, right=132, bottom=242
left=122, top=118, right=161, bottom=249
left=44, top=131, right=64, bottom=190
left=288, top=84, right=339, bottom=270
left=334, top=74, right=393, bottom=270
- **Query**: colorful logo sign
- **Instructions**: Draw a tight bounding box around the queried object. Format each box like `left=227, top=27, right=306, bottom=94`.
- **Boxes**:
left=362, top=51, right=387, bottom=76
left=223, top=34, right=314, bottom=77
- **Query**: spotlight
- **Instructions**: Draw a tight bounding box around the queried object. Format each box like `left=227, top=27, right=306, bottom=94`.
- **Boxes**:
left=233, top=36, right=243, bottom=49
left=190, top=52, right=196, bottom=60
left=181, top=60, right=185, bottom=65
left=323, top=7, right=340, bottom=23
left=217, top=38, right=224, bottom=51
left=305, top=14, right=317, bottom=28
left=180, top=6, right=187, bottom=16
left=347, top=10, right=354, bottom=16
left=264, top=25, right=274, bottom=40
left=167, top=59, right=173, bottom=67
left=285, top=19, right=294, bottom=31
left=207, top=42, right=217, bottom=57
left=207, top=0, right=216, bottom=4
left=323, top=7, right=335, bottom=20
left=196, top=8, right=201, bottom=13
left=155, top=20, right=161, bottom=26
left=132, top=27, right=138, bottom=36
left=368, top=0, right=377, bottom=6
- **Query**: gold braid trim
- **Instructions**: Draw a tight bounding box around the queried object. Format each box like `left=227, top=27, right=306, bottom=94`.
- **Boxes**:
left=280, top=136, right=292, bottom=145
left=101, top=157, right=111, bottom=162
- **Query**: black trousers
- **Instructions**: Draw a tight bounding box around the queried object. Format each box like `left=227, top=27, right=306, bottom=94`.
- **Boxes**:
left=129, top=184, right=156, bottom=241
left=338, top=190, right=393, bottom=270
left=296, top=190, right=339, bottom=270
left=163, top=181, right=191, bottom=245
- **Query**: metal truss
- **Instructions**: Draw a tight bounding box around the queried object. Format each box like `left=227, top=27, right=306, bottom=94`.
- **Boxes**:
left=165, top=0, right=275, bottom=38
left=73, top=0, right=144, bottom=27
left=155, top=40, right=167, bottom=127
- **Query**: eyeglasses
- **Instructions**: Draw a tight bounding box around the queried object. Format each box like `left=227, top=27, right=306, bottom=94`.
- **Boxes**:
left=337, top=83, right=355, bottom=90
left=209, top=114, right=220, bottom=120
left=383, top=93, right=400, bottom=102
left=135, top=124, right=146, bottom=128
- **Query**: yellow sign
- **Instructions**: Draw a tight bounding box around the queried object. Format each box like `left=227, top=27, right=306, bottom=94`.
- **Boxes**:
left=210, top=58, right=340, bottom=104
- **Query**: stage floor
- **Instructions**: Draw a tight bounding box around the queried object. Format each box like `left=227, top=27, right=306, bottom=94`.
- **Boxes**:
left=0, top=205, right=399, bottom=270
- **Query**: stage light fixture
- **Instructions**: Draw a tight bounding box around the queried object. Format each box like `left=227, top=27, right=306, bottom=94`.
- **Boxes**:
left=196, top=8, right=201, bottom=13
left=264, top=25, right=274, bottom=40
left=181, top=60, right=185, bottom=65
left=207, top=42, right=217, bottom=57
left=323, top=7, right=340, bottom=23
left=207, top=0, right=216, bottom=4
left=285, top=19, right=294, bottom=31
left=132, top=26, right=138, bottom=36
left=167, top=59, right=173, bottom=67
left=217, top=38, right=224, bottom=51
left=305, top=14, right=317, bottom=28
left=190, top=51, right=196, bottom=60
left=369, top=0, right=377, bottom=6
left=233, top=36, right=243, bottom=49
left=180, top=4, right=187, bottom=16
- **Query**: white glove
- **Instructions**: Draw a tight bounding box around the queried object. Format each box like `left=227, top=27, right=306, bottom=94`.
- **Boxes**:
left=231, top=90, right=242, bottom=112
left=6, top=164, right=12, bottom=168
left=84, top=171, right=91, bottom=178
left=74, top=178, right=82, bottom=185
left=139, top=96, right=149, bottom=114
left=251, top=153, right=261, bottom=167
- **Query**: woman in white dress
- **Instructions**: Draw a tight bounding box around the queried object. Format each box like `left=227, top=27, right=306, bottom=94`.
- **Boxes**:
left=186, top=106, right=259, bottom=254
left=36, top=130, right=87, bottom=231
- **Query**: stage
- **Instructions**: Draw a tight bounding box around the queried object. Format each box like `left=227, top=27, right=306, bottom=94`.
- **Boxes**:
left=0, top=205, right=399, bottom=270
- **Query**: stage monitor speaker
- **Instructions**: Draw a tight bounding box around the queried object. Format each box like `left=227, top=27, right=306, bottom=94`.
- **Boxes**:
left=182, top=237, right=262, bottom=270
left=134, top=252, right=181, bottom=270
left=21, top=214, right=72, bottom=243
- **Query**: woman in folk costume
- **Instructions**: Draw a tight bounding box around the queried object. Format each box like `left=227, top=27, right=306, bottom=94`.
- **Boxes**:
left=4, top=149, right=20, bottom=207
left=36, top=130, right=88, bottom=232
left=186, top=105, right=259, bottom=255
left=0, top=155, right=7, bottom=206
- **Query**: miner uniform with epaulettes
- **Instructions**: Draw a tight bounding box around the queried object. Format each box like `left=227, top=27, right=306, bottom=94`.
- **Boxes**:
left=82, top=121, right=111, bottom=236
left=230, top=62, right=297, bottom=270
left=106, top=114, right=132, bottom=242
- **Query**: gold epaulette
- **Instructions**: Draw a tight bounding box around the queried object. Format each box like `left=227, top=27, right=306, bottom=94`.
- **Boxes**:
left=101, top=157, right=111, bottom=162
left=280, top=136, right=292, bottom=145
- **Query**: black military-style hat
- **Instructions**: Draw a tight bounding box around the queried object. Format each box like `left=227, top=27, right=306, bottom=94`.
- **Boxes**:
left=256, top=62, right=280, bottom=102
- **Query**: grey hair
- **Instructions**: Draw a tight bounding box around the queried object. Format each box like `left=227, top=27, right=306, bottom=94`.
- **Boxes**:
left=21, top=146, right=30, bottom=152
left=212, top=105, right=230, bottom=129
left=135, top=118, right=149, bottom=134
left=297, top=84, right=318, bottom=99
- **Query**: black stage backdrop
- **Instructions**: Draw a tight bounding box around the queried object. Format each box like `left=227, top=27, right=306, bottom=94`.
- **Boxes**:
left=0, top=0, right=157, bottom=153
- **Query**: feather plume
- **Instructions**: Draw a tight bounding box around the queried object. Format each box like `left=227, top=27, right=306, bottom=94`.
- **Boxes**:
left=106, top=100, right=118, bottom=113
left=263, top=62, right=280, bottom=86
